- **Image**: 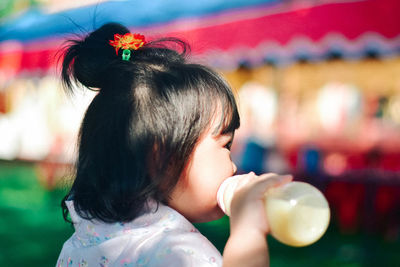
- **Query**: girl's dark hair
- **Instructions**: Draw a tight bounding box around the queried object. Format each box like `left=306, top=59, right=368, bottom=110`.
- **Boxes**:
left=60, top=22, right=240, bottom=223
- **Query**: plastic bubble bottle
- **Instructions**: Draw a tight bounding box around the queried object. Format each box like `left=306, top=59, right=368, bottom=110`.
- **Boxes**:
left=217, top=176, right=330, bottom=247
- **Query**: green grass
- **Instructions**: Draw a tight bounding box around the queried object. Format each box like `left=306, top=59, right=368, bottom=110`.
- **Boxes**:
left=1, top=161, right=399, bottom=266
left=196, top=217, right=400, bottom=267
left=0, top=161, right=73, bottom=266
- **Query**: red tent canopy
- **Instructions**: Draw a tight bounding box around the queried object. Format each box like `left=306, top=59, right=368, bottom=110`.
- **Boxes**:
left=0, top=0, right=399, bottom=78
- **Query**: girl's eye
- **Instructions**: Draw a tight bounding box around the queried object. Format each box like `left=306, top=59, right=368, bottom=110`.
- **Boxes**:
left=224, top=140, right=233, bottom=150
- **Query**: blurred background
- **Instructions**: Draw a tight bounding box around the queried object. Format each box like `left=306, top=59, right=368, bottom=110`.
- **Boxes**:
left=1, top=0, right=400, bottom=266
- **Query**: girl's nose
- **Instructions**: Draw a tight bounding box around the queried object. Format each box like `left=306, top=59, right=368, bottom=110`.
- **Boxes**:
left=232, top=162, right=237, bottom=174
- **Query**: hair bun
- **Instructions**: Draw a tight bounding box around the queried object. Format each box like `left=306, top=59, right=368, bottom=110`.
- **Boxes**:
left=61, top=23, right=130, bottom=91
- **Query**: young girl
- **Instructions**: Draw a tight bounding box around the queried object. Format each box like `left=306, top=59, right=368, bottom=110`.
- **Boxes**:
left=57, top=22, right=291, bottom=267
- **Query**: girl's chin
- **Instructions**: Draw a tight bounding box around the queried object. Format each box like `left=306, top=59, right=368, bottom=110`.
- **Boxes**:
left=189, top=207, right=225, bottom=223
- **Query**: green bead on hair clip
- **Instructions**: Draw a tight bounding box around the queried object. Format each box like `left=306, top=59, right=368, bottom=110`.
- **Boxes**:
left=122, top=49, right=131, bottom=61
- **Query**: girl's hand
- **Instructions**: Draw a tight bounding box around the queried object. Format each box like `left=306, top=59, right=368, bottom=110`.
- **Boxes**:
left=229, top=172, right=293, bottom=236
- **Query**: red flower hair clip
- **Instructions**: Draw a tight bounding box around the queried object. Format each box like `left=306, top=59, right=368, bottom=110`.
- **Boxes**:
left=109, top=33, right=146, bottom=61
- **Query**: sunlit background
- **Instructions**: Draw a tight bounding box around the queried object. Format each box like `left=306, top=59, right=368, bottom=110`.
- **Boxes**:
left=1, top=0, right=399, bottom=266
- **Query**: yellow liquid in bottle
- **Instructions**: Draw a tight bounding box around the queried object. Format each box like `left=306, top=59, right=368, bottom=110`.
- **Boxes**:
left=265, top=196, right=330, bottom=247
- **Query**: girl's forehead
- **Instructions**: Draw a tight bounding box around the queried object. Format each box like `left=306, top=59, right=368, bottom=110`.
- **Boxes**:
left=194, top=108, right=222, bottom=141
left=209, top=107, right=226, bottom=135
left=199, top=94, right=239, bottom=138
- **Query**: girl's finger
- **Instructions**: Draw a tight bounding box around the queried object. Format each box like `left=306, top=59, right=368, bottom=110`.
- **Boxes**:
left=235, top=172, right=256, bottom=188
left=250, top=174, right=293, bottom=196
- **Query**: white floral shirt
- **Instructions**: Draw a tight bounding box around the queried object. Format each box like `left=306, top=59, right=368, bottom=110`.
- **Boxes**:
left=56, top=200, right=222, bottom=267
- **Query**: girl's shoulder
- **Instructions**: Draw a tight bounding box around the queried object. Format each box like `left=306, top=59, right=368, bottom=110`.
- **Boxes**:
left=122, top=201, right=223, bottom=266
left=58, top=200, right=222, bottom=266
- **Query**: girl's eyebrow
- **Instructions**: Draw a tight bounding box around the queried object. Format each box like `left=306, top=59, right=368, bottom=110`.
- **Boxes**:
left=218, top=132, right=234, bottom=141
left=226, top=132, right=234, bottom=139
